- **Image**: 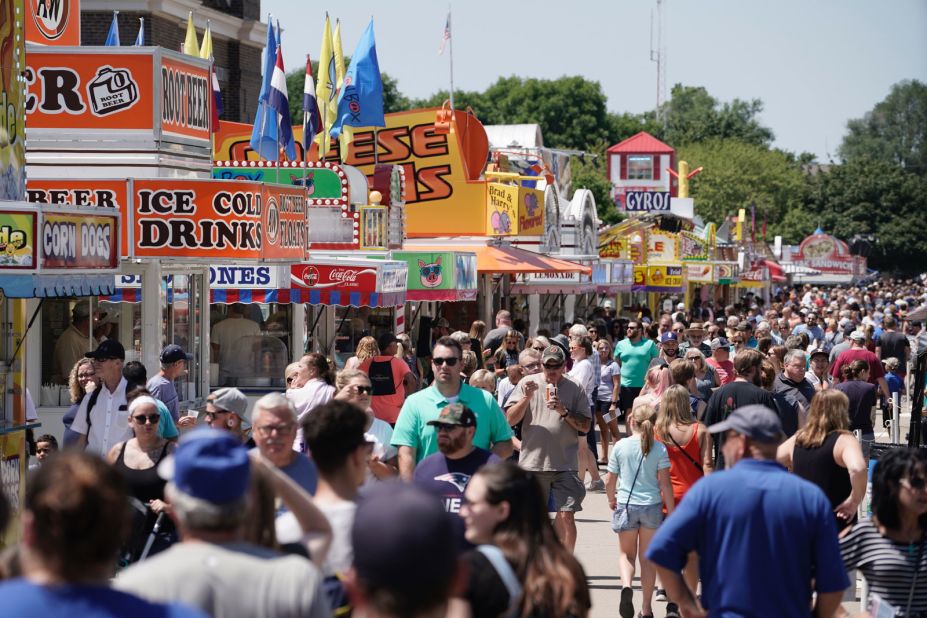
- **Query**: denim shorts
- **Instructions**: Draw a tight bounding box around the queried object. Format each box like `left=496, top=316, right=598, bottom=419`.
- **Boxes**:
left=611, top=503, right=664, bottom=532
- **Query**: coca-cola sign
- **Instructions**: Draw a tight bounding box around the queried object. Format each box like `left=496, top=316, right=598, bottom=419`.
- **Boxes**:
left=291, top=263, right=378, bottom=291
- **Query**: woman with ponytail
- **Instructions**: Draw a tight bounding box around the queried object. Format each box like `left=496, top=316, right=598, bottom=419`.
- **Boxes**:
left=458, top=461, right=591, bottom=617
left=606, top=403, right=675, bottom=618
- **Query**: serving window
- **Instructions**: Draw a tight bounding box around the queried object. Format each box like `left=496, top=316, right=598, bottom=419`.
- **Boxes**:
left=210, top=302, right=292, bottom=390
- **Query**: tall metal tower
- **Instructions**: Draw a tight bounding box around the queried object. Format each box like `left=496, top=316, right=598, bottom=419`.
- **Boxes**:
left=650, top=0, right=667, bottom=121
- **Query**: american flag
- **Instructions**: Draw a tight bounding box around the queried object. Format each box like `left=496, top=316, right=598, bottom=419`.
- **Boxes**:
left=438, top=13, right=450, bottom=54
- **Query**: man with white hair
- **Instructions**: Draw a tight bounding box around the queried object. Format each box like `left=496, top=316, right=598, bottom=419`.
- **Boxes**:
left=773, top=349, right=816, bottom=426
left=251, top=392, right=318, bottom=496
left=115, top=429, right=330, bottom=617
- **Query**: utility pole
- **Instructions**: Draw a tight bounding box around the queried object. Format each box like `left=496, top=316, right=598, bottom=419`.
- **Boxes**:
left=650, top=0, right=667, bottom=122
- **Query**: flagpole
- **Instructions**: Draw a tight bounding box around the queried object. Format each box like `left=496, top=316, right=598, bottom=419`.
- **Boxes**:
left=448, top=5, right=455, bottom=110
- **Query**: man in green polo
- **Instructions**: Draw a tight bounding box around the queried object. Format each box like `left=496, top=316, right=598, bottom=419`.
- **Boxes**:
left=613, top=320, right=659, bottom=418
left=392, top=336, right=513, bottom=479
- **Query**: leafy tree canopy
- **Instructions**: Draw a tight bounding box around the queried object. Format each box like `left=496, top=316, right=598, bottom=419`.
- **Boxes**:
left=839, top=79, right=927, bottom=174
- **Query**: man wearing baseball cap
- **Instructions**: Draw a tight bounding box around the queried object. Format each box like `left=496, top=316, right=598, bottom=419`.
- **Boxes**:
left=646, top=405, right=848, bottom=618
left=705, top=336, right=735, bottom=386
left=147, top=344, right=192, bottom=423
left=359, top=331, right=415, bottom=425
left=71, top=339, right=129, bottom=456
left=201, top=387, right=253, bottom=447
left=650, top=332, right=680, bottom=369
left=830, top=330, right=892, bottom=402
left=504, top=345, right=591, bottom=551
left=116, top=429, right=329, bottom=617
left=414, top=404, right=501, bottom=515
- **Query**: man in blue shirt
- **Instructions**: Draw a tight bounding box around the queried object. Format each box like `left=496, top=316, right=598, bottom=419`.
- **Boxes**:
left=646, top=405, right=848, bottom=617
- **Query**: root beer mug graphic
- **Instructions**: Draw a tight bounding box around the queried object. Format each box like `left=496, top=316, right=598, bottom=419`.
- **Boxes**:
left=87, top=66, right=139, bottom=116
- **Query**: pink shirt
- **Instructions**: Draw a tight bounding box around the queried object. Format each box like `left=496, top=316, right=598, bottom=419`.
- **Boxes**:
left=359, top=356, right=411, bottom=424
left=287, top=378, right=335, bottom=451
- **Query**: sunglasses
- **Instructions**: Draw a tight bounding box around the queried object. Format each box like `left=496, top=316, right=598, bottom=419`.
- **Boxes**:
left=133, top=414, right=160, bottom=424
left=433, top=423, right=463, bottom=432
left=204, top=410, right=230, bottom=420
left=685, top=356, right=701, bottom=361
left=904, top=477, right=927, bottom=491
left=354, top=385, right=373, bottom=394
left=433, top=357, right=459, bottom=367
left=627, top=326, right=639, bottom=331
left=256, top=423, right=295, bottom=436
left=674, top=328, right=685, bottom=332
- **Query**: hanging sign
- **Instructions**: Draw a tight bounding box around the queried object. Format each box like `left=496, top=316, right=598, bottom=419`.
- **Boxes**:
left=486, top=183, right=519, bottom=236
left=0, top=210, right=36, bottom=270
left=633, top=263, right=684, bottom=292
left=686, top=263, right=714, bottom=283
left=517, top=187, right=544, bottom=235
left=159, top=56, right=211, bottom=142
left=625, top=191, right=671, bottom=212
left=291, top=263, right=379, bottom=292
left=679, top=231, right=709, bottom=261
left=41, top=211, right=119, bottom=270
left=25, top=0, right=80, bottom=46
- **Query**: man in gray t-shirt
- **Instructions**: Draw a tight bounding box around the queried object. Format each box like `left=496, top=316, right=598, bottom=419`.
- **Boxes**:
left=146, top=344, right=191, bottom=422
left=504, top=345, right=591, bottom=551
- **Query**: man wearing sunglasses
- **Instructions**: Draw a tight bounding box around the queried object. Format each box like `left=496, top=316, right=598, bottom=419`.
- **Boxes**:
left=413, top=404, right=501, bottom=515
left=392, top=337, right=513, bottom=480
left=505, top=345, right=592, bottom=551
left=614, top=321, right=659, bottom=419
left=202, top=387, right=253, bottom=448
left=71, top=340, right=130, bottom=457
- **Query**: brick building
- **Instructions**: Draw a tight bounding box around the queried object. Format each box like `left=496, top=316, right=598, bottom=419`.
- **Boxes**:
left=81, top=0, right=267, bottom=124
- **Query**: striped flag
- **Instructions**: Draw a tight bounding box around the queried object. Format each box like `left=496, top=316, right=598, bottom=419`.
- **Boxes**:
left=302, top=55, right=321, bottom=157
left=438, top=13, right=450, bottom=54
left=267, top=45, right=296, bottom=160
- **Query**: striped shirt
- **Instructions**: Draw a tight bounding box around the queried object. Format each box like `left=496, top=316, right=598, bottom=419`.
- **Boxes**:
left=841, top=519, right=927, bottom=614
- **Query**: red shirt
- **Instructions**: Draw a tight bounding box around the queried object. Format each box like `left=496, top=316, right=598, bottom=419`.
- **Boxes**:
left=706, top=357, right=735, bottom=385
left=830, top=348, right=885, bottom=385
left=359, top=356, right=412, bottom=424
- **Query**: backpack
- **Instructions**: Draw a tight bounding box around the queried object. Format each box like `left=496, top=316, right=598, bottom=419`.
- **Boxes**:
left=368, top=359, right=397, bottom=397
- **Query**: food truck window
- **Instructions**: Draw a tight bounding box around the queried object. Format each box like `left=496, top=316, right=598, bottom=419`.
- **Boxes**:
left=333, top=306, right=393, bottom=368
left=40, top=297, right=142, bottom=406
left=627, top=155, right=654, bottom=180
left=162, top=274, right=204, bottom=404
left=210, top=302, right=290, bottom=390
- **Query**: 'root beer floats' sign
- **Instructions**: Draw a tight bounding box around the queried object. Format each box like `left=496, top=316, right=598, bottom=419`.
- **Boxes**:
left=24, top=46, right=211, bottom=148
left=27, top=179, right=309, bottom=262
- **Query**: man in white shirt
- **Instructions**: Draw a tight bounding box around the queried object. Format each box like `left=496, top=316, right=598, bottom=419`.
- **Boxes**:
left=210, top=303, right=260, bottom=384
left=70, top=340, right=130, bottom=457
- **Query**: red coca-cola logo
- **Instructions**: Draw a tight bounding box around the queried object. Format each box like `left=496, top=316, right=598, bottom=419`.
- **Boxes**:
left=302, top=266, right=320, bottom=287
left=328, top=268, right=360, bottom=283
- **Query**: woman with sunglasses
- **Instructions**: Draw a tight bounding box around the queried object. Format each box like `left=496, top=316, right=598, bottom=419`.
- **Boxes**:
left=334, top=369, right=397, bottom=483
left=492, top=330, right=522, bottom=378
left=106, top=393, right=176, bottom=563
left=837, top=448, right=927, bottom=617
left=684, top=349, right=718, bottom=402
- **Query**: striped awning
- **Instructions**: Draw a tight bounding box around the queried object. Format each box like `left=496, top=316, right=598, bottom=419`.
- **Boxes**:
left=104, top=287, right=405, bottom=308
left=0, top=274, right=116, bottom=298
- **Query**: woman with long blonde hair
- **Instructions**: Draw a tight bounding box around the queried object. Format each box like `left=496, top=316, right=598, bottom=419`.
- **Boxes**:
left=655, top=384, right=712, bottom=598
left=777, top=389, right=866, bottom=532
left=606, top=403, right=675, bottom=618
left=343, top=336, right=379, bottom=371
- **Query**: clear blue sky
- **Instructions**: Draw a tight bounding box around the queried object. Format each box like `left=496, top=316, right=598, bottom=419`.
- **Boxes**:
left=265, top=0, right=927, bottom=161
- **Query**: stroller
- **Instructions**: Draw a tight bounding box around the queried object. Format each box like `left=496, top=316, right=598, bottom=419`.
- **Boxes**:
left=118, top=497, right=176, bottom=568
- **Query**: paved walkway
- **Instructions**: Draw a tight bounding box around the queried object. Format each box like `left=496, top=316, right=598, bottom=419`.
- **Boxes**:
left=570, top=396, right=914, bottom=617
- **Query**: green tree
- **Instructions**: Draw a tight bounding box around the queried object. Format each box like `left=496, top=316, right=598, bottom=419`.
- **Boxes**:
left=661, top=84, right=774, bottom=148
left=839, top=80, right=927, bottom=174
left=795, top=158, right=927, bottom=272
left=678, top=139, right=805, bottom=231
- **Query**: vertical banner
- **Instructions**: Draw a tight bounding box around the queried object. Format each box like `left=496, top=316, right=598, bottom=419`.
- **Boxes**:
left=1, top=0, right=26, bottom=200
left=486, top=183, right=519, bottom=236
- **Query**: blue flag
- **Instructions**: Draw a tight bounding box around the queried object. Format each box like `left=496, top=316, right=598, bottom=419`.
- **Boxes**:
left=330, top=19, right=385, bottom=139
left=249, top=16, right=279, bottom=161
left=105, top=12, right=120, bottom=46
left=133, top=18, right=144, bottom=46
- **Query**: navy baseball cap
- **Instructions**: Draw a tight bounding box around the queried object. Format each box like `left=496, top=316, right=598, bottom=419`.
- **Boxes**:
left=158, top=428, right=251, bottom=504
left=352, top=482, right=457, bottom=594
left=660, top=332, right=678, bottom=343
left=85, top=339, right=125, bottom=361
left=160, top=343, right=192, bottom=364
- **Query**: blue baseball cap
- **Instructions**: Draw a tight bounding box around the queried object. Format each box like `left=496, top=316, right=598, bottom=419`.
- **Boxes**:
left=660, top=332, right=678, bottom=343
left=158, top=428, right=250, bottom=503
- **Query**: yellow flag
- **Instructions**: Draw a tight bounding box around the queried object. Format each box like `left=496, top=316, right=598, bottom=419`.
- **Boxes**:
left=333, top=19, right=353, bottom=162
left=314, top=16, right=336, bottom=153
left=199, top=21, right=213, bottom=60
left=183, top=12, right=199, bottom=56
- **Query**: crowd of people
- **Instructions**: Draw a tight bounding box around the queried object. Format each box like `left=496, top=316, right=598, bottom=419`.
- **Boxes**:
left=2, top=279, right=927, bottom=617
